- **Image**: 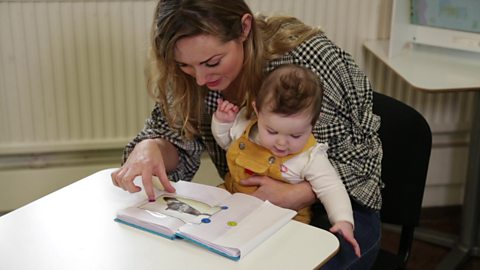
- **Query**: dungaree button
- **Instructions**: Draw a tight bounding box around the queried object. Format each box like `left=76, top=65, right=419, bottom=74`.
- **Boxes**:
left=268, top=156, right=276, bottom=164
left=239, top=142, right=245, bottom=150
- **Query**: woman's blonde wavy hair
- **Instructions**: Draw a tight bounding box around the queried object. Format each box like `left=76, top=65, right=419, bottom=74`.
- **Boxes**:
left=146, top=0, right=322, bottom=139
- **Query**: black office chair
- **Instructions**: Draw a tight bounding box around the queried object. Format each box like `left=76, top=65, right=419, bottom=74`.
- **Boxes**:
left=371, top=92, right=432, bottom=269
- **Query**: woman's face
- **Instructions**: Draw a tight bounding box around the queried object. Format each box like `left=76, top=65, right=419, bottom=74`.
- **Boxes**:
left=174, top=34, right=245, bottom=91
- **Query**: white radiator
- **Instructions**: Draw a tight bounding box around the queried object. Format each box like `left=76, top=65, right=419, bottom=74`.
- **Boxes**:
left=246, top=0, right=392, bottom=63
left=0, top=0, right=157, bottom=154
left=0, top=0, right=392, bottom=154
left=0, top=0, right=472, bottom=154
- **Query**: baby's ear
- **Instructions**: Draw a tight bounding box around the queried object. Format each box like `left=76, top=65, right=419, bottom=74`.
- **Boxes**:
left=252, top=101, right=258, bottom=115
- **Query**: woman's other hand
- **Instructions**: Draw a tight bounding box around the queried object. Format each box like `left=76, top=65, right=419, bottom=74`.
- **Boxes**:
left=240, top=175, right=316, bottom=210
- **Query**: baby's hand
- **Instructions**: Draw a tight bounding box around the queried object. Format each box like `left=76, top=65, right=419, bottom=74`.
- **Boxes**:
left=214, top=99, right=239, bottom=123
left=330, top=221, right=361, bottom=257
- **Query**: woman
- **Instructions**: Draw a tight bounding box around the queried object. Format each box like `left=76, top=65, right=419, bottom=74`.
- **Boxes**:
left=111, top=0, right=382, bottom=269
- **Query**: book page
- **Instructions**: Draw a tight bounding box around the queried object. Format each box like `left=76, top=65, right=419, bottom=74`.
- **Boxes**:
left=116, top=204, right=185, bottom=238
left=213, top=200, right=296, bottom=256
left=178, top=193, right=264, bottom=239
left=177, top=193, right=296, bottom=258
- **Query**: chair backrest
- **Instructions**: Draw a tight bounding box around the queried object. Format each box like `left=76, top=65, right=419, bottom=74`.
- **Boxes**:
left=373, top=92, right=432, bottom=228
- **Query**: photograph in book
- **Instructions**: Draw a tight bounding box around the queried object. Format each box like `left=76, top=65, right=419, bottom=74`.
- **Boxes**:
left=139, top=195, right=222, bottom=224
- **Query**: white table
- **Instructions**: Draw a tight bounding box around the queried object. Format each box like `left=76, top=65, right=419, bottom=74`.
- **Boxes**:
left=0, top=168, right=339, bottom=270
left=364, top=40, right=480, bottom=269
left=363, top=40, right=480, bottom=91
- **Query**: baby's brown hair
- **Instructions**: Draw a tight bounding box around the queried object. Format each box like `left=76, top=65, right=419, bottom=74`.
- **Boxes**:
left=255, top=64, right=323, bottom=125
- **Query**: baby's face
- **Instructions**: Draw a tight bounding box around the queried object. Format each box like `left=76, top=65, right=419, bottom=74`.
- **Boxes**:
left=256, top=109, right=312, bottom=157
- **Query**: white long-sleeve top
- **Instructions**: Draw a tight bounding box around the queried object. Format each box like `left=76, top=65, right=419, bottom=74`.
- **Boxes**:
left=212, top=108, right=354, bottom=226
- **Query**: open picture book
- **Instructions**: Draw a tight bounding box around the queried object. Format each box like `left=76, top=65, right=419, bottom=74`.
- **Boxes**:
left=115, top=180, right=297, bottom=261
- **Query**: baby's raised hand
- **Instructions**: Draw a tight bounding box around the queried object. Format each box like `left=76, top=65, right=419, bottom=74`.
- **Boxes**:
left=330, top=221, right=361, bottom=257
left=214, top=98, right=239, bottom=123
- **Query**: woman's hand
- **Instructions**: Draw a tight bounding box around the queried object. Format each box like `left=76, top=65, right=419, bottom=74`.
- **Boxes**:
left=330, top=221, right=361, bottom=257
left=240, top=175, right=316, bottom=210
left=111, top=139, right=178, bottom=200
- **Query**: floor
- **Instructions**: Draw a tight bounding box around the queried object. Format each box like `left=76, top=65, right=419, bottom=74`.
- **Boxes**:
left=381, top=206, right=480, bottom=270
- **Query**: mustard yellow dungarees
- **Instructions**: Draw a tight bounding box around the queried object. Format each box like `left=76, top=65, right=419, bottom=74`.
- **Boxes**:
left=223, top=120, right=317, bottom=224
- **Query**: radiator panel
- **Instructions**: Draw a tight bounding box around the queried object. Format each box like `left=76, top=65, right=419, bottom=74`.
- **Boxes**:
left=0, top=0, right=471, bottom=155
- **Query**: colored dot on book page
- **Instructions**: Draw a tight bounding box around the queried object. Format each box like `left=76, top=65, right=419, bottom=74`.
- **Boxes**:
left=201, top=218, right=211, bottom=223
left=227, top=221, right=237, bottom=227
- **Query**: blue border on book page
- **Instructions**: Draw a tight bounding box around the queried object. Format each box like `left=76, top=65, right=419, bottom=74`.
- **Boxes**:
left=174, top=233, right=241, bottom=261
left=114, top=218, right=176, bottom=240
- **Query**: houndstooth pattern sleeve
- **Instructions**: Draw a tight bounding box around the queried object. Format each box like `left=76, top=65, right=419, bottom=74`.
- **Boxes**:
left=266, top=34, right=384, bottom=210
left=122, top=102, right=205, bottom=182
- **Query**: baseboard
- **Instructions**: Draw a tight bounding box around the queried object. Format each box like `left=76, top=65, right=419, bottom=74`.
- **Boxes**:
left=0, top=163, right=120, bottom=212
left=0, top=152, right=222, bottom=213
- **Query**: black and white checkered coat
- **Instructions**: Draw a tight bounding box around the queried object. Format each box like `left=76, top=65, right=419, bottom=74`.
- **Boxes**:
left=123, top=33, right=384, bottom=210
